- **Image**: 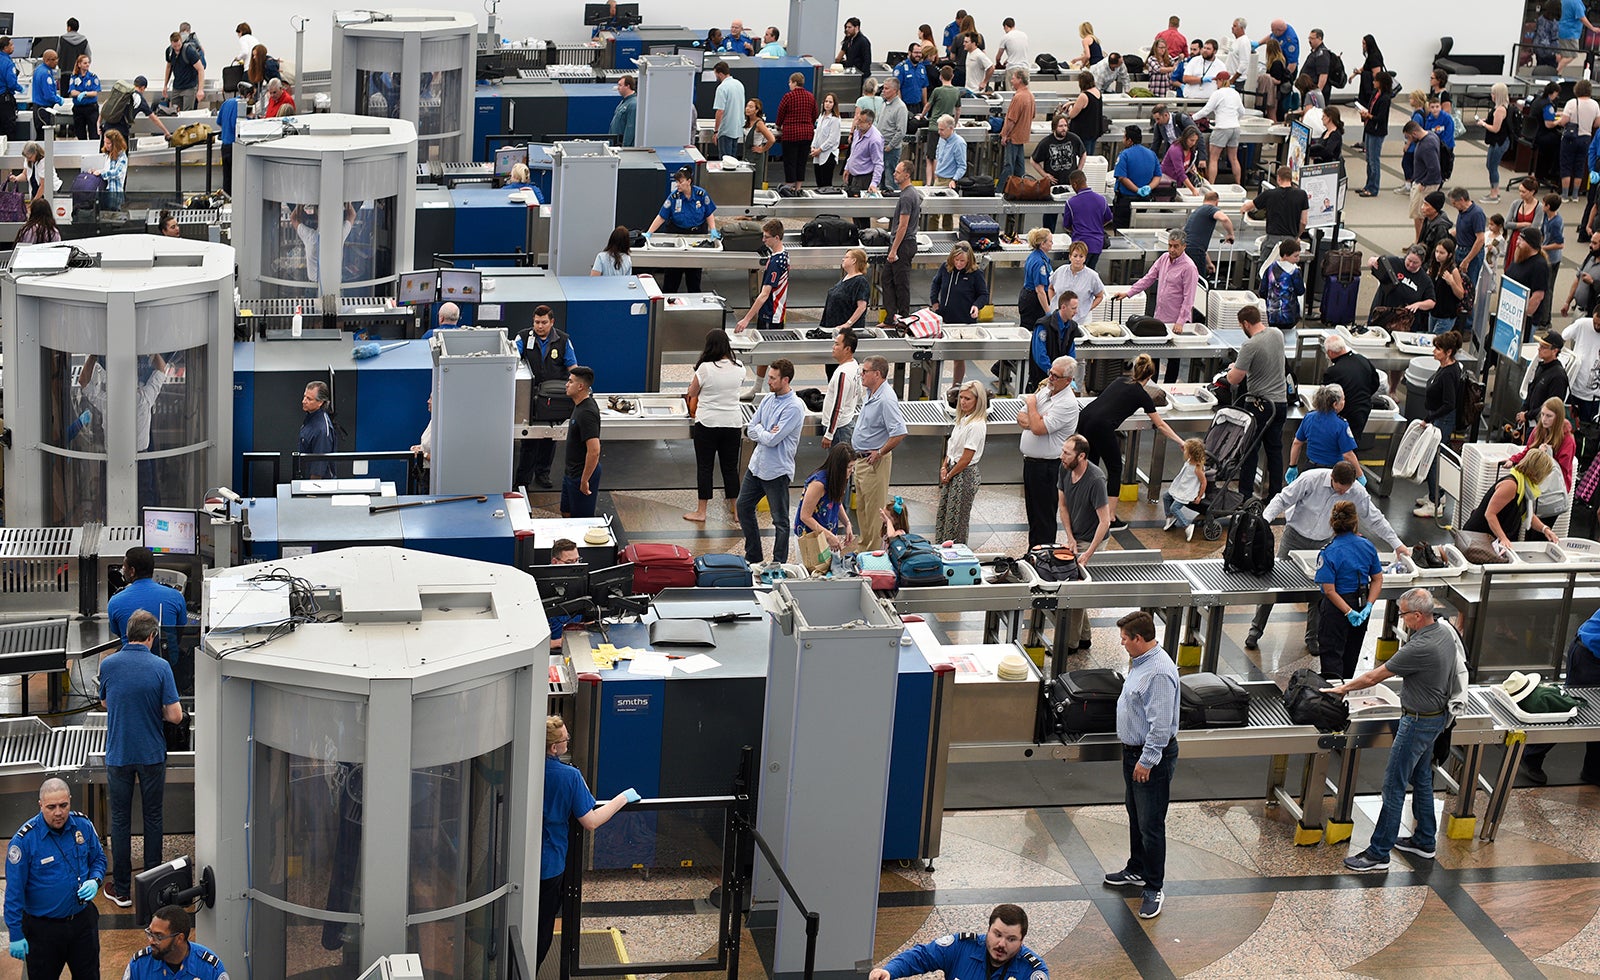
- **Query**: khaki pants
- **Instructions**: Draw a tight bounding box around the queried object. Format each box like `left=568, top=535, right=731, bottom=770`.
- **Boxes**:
left=853, top=454, right=894, bottom=551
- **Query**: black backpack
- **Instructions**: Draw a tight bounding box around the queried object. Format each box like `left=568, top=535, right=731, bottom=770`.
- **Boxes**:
left=1458, top=373, right=1485, bottom=431
left=1223, top=497, right=1275, bottom=576
left=1283, top=667, right=1350, bottom=731
left=800, top=213, right=859, bottom=247
left=1327, top=51, right=1349, bottom=89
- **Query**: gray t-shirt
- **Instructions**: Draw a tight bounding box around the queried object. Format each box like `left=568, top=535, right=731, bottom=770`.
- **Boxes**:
left=890, top=184, right=922, bottom=252
left=1057, top=461, right=1109, bottom=541
left=1385, top=620, right=1455, bottom=714
left=1235, top=326, right=1289, bottom=402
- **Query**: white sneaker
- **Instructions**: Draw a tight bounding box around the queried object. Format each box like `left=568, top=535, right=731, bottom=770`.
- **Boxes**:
left=1163, top=516, right=1178, bottom=531
left=1185, top=524, right=1196, bottom=541
left=1416, top=496, right=1429, bottom=507
left=1393, top=184, right=1412, bottom=195
left=1413, top=502, right=1437, bottom=518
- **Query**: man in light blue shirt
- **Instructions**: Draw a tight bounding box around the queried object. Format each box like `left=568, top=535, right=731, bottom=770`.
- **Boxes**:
left=1105, top=610, right=1179, bottom=920
left=712, top=61, right=745, bottom=159
left=758, top=27, right=786, bottom=57
left=851, top=355, right=908, bottom=549
left=931, top=114, right=966, bottom=187
left=737, top=359, right=804, bottom=564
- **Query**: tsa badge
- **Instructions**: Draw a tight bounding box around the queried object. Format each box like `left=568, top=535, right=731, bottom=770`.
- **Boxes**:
left=74, top=831, right=84, bottom=845
left=7, top=845, right=19, bottom=865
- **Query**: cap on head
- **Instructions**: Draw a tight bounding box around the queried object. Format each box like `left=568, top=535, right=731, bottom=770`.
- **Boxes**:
left=1541, top=329, right=1565, bottom=350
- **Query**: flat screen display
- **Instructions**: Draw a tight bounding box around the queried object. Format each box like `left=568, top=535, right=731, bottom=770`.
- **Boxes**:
left=439, top=269, right=482, bottom=303
left=142, top=508, right=199, bottom=556
left=396, top=270, right=440, bottom=305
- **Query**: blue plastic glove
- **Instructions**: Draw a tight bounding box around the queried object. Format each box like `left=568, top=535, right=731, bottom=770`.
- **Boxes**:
left=1346, top=608, right=1364, bottom=626
left=9, top=939, right=25, bottom=960
left=1357, top=473, right=1368, bottom=486
left=1357, top=604, right=1373, bottom=626
left=1250, top=40, right=1260, bottom=51
left=708, top=228, right=722, bottom=241
left=1590, top=170, right=1599, bottom=186
left=623, top=788, right=642, bottom=803
left=641, top=231, right=652, bottom=243
left=1285, top=466, right=1299, bottom=484
left=77, top=880, right=98, bottom=902
left=1138, top=185, right=1152, bottom=197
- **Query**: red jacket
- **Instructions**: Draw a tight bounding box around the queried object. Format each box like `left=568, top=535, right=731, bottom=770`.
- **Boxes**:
left=1512, top=422, right=1577, bottom=489
left=776, top=88, right=817, bottom=143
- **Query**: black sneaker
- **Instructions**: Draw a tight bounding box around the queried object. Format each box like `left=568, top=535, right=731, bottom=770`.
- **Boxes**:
left=1243, top=631, right=1261, bottom=650
left=1393, top=837, right=1436, bottom=859
left=1343, top=850, right=1390, bottom=872
left=1109, top=518, right=1130, bottom=531
left=1521, top=759, right=1549, bottom=785
left=1138, top=889, right=1165, bottom=918
left=535, top=472, right=553, bottom=489
left=1103, top=867, right=1146, bottom=887
left=103, top=888, right=132, bottom=908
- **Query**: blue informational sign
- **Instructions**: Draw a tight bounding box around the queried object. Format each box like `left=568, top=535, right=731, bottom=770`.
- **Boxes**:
left=1494, top=276, right=1529, bottom=361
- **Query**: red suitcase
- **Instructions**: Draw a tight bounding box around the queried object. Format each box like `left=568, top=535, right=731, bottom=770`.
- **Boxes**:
left=621, top=543, right=696, bottom=593
left=857, top=551, right=898, bottom=592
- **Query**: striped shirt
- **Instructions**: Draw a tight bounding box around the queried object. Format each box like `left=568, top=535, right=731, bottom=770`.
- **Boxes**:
left=760, top=249, right=789, bottom=323
left=1116, top=645, right=1180, bottom=768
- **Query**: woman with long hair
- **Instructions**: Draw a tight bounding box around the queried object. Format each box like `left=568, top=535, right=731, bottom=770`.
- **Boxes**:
left=1261, top=39, right=1291, bottom=121
left=793, top=443, right=857, bottom=561
left=1356, top=71, right=1393, bottom=196
left=1357, top=34, right=1384, bottom=106
left=1161, top=125, right=1202, bottom=192
left=934, top=381, right=988, bottom=543
left=742, top=97, right=776, bottom=187
left=1415, top=331, right=1465, bottom=518
left=247, top=44, right=279, bottom=92
left=1147, top=37, right=1175, bottom=99
left=810, top=92, right=842, bottom=187
left=820, top=247, right=871, bottom=331
left=1512, top=396, right=1577, bottom=493
left=1070, top=22, right=1102, bottom=69
left=1309, top=105, right=1344, bottom=164
left=1474, top=83, right=1512, bottom=202
left=590, top=225, right=632, bottom=276
left=683, top=329, right=745, bottom=522
left=98, top=129, right=128, bottom=210
left=1463, top=448, right=1560, bottom=549
left=1428, top=240, right=1466, bottom=334
left=14, top=197, right=59, bottom=244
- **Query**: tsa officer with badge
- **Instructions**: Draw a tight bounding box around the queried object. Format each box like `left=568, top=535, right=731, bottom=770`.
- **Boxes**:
left=6, top=777, right=106, bottom=980
left=868, top=904, right=1047, bottom=980
left=124, top=905, right=229, bottom=980
left=644, top=167, right=721, bottom=293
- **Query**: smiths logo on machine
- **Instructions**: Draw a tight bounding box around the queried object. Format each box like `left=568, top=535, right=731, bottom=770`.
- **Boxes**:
left=613, top=694, right=653, bottom=714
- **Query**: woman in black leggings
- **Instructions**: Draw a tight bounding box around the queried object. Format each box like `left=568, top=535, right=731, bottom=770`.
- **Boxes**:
left=1075, top=353, right=1187, bottom=512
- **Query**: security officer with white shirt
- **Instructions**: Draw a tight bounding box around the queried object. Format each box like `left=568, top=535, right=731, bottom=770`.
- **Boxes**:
left=644, top=167, right=721, bottom=293
left=868, top=904, right=1047, bottom=980
left=5, top=778, right=106, bottom=980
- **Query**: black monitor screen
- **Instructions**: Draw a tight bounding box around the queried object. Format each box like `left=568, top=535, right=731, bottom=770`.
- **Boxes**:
left=583, top=2, right=639, bottom=26
left=30, top=35, right=59, bottom=60
left=0, top=15, right=15, bottom=36
left=588, top=563, right=635, bottom=607
left=529, top=563, right=589, bottom=607
left=134, top=857, right=193, bottom=927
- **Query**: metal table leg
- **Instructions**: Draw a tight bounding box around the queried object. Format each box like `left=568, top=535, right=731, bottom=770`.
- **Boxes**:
left=1200, top=605, right=1224, bottom=672
left=1325, top=739, right=1360, bottom=845
left=1479, top=731, right=1526, bottom=842
left=1445, top=742, right=1484, bottom=840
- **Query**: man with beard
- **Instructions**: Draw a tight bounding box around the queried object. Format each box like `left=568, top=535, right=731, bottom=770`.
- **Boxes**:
left=869, top=904, right=1048, bottom=980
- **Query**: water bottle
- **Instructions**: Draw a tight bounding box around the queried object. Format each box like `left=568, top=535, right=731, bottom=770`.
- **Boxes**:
left=291, top=305, right=303, bottom=338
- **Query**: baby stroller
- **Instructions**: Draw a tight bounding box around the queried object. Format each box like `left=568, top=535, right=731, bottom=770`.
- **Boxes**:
left=1191, top=393, right=1274, bottom=541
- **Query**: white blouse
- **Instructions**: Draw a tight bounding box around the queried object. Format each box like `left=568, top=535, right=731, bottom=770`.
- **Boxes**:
left=811, top=114, right=841, bottom=164
left=693, top=359, right=745, bottom=427
left=945, top=415, right=987, bottom=465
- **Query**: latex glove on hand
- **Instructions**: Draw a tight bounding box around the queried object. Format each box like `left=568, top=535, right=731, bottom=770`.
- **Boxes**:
left=623, top=788, right=642, bottom=803
left=1591, top=170, right=1599, bottom=186
left=708, top=228, right=722, bottom=241
left=641, top=231, right=653, bottom=244
left=9, top=940, right=25, bottom=960
left=77, top=880, right=98, bottom=902
left=1356, top=604, right=1373, bottom=625
left=1346, top=608, right=1365, bottom=626
left=1138, top=185, right=1152, bottom=197
left=1357, top=473, right=1368, bottom=486
left=1285, top=466, right=1299, bottom=484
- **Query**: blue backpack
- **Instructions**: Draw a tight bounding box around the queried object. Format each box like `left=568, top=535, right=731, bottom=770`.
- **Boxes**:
left=887, top=533, right=946, bottom=588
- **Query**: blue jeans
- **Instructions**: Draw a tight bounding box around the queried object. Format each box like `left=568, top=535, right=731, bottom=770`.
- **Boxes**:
left=737, top=472, right=792, bottom=563
left=881, top=148, right=902, bottom=191
left=717, top=135, right=741, bottom=159
left=108, top=761, right=166, bottom=894
left=1455, top=246, right=1483, bottom=286
left=1122, top=740, right=1178, bottom=891
left=560, top=463, right=602, bottom=518
left=1424, top=418, right=1451, bottom=501
left=1161, top=491, right=1199, bottom=527
left=998, top=141, right=1025, bottom=185
left=1485, top=141, right=1509, bottom=190
left=1363, top=133, right=1384, bottom=193
left=1367, top=710, right=1450, bottom=859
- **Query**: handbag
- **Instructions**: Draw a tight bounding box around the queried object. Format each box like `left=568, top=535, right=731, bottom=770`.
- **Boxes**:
left=1535, top=462, right=1571, bottom=519
left=1026, top=544, right=1084, bottom=582
left=895, top=308, right=944, bottom=338
left=1003, top=174, right=1055, bottom=200
left=0, top=189, right=24, bottom=223
left=1451, top=528, right=1510, bottom=564
left=1370, top=305, right=1415, bottom=331
left=797, top=530, right=830, bottom=575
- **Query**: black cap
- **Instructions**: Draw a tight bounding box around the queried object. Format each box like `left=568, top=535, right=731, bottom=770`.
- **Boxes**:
left=1540, top=329, right=1565, bottom=349
left=1424, top=190, right=1446, bottom=211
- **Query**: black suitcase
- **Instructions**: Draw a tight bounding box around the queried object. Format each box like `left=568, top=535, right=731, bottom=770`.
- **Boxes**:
left=956, top=174, right=996, bottom=197
left=1050, top=669, right=1125, bottom=736
left=1283, top=667, right=1350, bottom=731
left=1179, top=673, right=1250, bottom=728
left=800, top=213, right=859, bottom=247
left=959, top=213, right=1000, bottom=246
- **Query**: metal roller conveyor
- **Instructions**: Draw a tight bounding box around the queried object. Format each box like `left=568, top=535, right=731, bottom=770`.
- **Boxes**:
left=1470, top=686, right=1600, bottom=841
left=1046, top=552, right=1196, bottom=660
left=1181, top=559, right=1319, bottom=673
left=951, top=682, right=1337, bottom=843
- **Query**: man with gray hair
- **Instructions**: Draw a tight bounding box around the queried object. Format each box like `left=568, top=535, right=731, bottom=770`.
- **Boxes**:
left=851, top=355, right=908, bottom=549
left=1112, top=229, right=1199, bottom=382
left=1018, top=354, right=1080, bottom=546
left=1245, top=460, right=1407, bottom=652
left=929, top=114, right=966, bottom=190
left=997, top=67, right=1034, bottom=187
left=1322, top=333, right=1381, bottom=445
left=1223, top=18, right=1252, bottom=81
left=5, top=777, right=106, bottom=974
left=877, top=77, right=908, bottom=194
left=1330, top=587, right=1457, bottom=871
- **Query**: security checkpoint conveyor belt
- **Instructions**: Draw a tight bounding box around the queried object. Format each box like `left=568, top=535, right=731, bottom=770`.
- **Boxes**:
left=0, top=713, right=195, bottom=800
left=1469, top=685, right=1600, bottom=841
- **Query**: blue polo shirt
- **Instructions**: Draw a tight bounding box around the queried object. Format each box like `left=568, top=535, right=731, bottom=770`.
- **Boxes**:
left=1314, top=532, right=1382, bottom=594
left=1577, top=608, right=1600, bottom=653
left=1113, top=144, right=1160, bottom=197
left=31, top=63, right=60, bottom=108
left=107, top=577, right=189, bottom=662
left=542, top=755, right=596, bottom=880
left=659, top=185, right=717, bottom=231
left=1296, top=409, right=1357, bottom=466
left=100, top=643, right=179, bottom=767
left=1273, top=24, right=1301, bottom=67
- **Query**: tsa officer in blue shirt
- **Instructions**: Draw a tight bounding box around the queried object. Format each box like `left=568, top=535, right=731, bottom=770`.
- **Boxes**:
left=0, top=37, right=27, bottom=139
left=644, top=167, right=721, bottom=293
left=31, top=49, right=63, bottom=139
left=125, top=905, right=229, bottom=980
left=1288, top=383, right=1361, bottom=479
left=1313, top=500, right=1384, bottom=680
left=6, top=777, right=106, bottom=979
left=869, top=904, right=1047, bottom=980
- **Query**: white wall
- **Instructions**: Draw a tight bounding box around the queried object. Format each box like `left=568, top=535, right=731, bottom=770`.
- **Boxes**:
left=28, top=2, right=1521, bottom=96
